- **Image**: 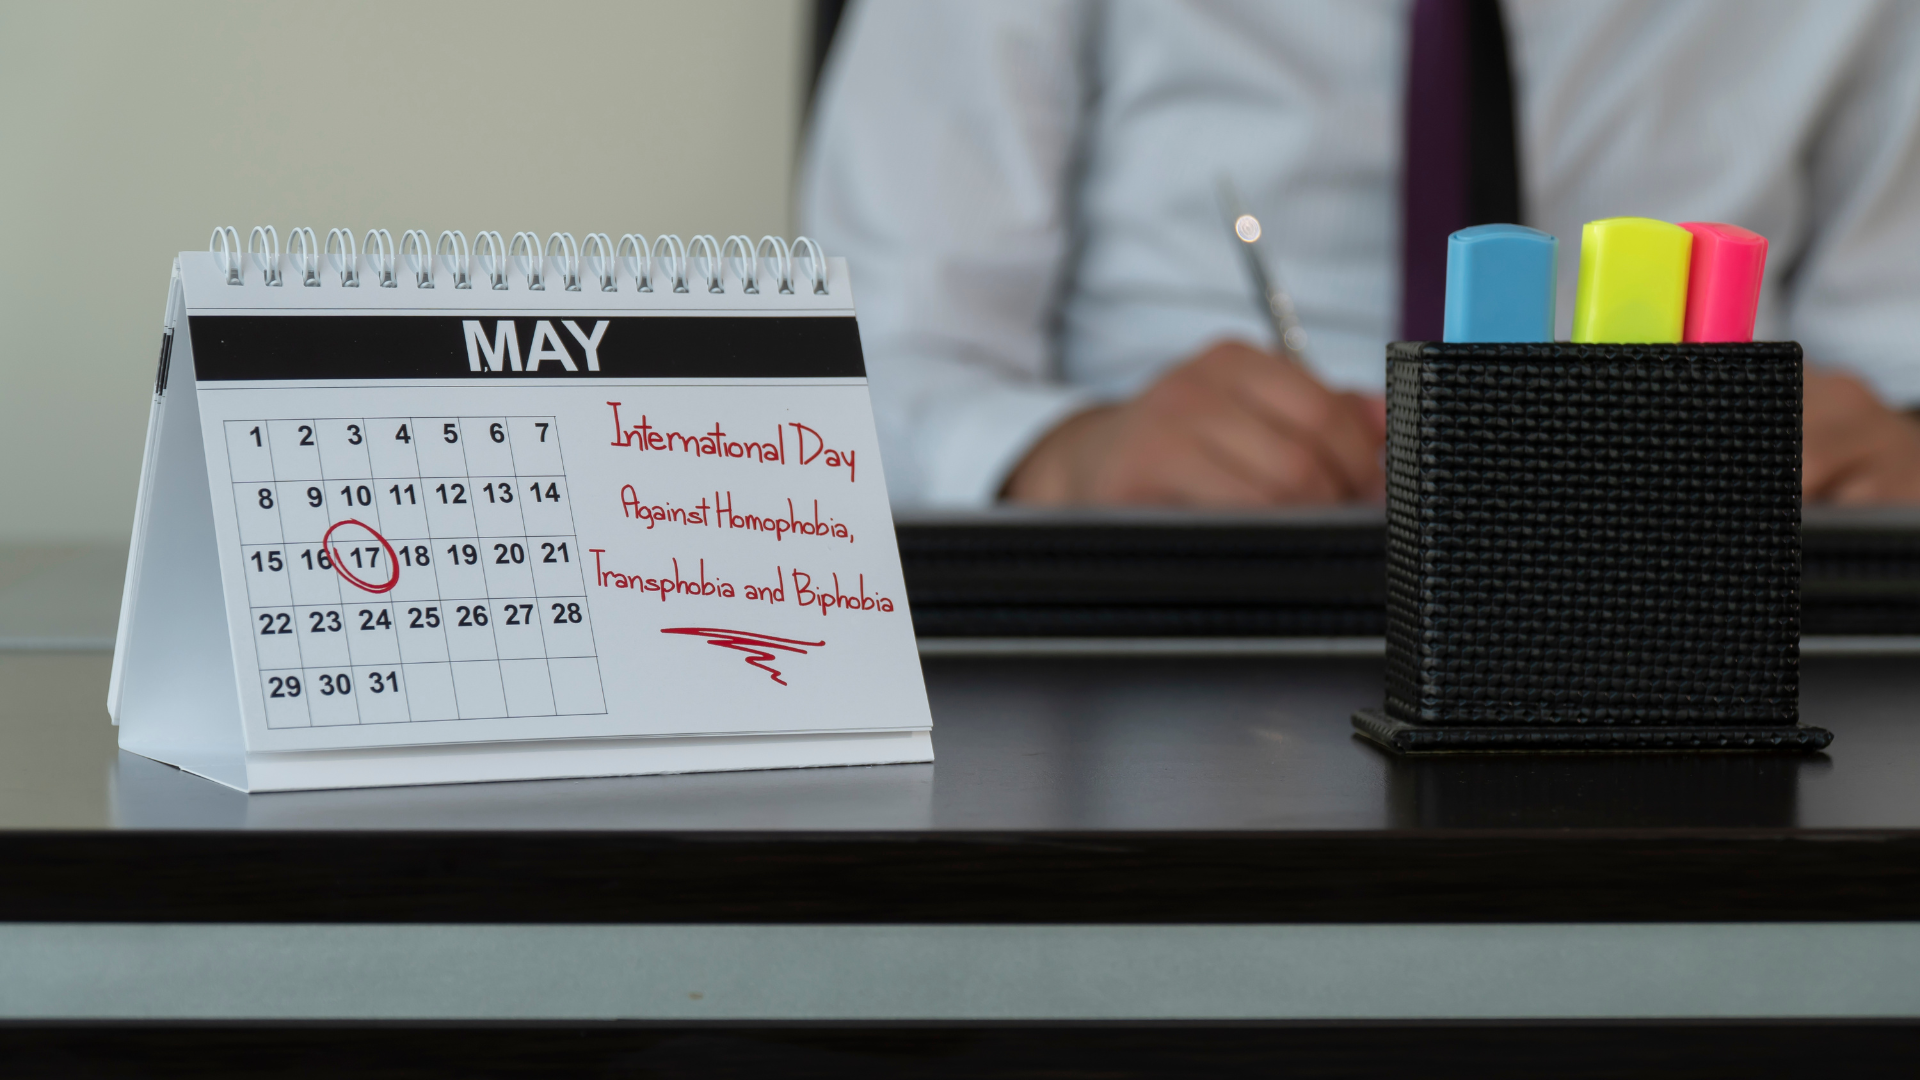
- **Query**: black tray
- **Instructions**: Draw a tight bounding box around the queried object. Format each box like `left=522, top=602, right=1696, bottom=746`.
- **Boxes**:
left=895, top=509, right=1920, bottom=642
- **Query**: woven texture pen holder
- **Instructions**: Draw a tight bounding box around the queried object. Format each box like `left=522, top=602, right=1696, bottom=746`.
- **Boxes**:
left=1352, top=341, right=1832, bottom=754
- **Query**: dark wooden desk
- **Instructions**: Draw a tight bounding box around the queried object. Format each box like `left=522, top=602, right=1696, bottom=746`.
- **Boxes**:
left=2, top=651, right=1918, bottom=1077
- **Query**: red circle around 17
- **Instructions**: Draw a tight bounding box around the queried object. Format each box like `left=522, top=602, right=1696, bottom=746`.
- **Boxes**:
left=321, top=519, right=401, bottom=594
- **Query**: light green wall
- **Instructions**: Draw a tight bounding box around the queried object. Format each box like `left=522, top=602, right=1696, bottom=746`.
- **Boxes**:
left=0, top=0, right=808, bottom=541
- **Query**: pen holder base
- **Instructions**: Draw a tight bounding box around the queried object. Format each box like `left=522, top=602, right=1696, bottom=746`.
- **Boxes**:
left=1351, top=709, right=1832, bottom=755
left=1367, top=341, right=1813, bottom=754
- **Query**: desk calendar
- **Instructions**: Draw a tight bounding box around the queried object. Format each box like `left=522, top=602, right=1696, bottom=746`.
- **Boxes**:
left=109, top=228, right=933, bottom=791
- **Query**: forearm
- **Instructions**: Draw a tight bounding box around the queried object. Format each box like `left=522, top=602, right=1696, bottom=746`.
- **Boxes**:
left=799, top=0, right=1094, bottom=506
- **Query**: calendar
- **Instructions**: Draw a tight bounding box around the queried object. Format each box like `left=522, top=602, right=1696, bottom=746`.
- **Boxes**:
left=226, top=413, right=605, bottom=730
left=109, top=228, right=932, bottom=791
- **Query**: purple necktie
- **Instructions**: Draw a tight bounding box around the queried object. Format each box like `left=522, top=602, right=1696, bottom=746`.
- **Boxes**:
left=1400, top=0, right=1521, bottom=341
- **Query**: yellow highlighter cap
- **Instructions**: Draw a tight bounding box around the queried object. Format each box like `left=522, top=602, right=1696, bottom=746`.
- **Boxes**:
left=1570, top=217, right=1693, bottom=344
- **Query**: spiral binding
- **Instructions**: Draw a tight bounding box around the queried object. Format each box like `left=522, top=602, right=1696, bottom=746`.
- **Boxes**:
left=288, top=228, right=319, bottom=287
left=653, top=234, right=689, bottom=293
left=688, top=235, right=721, bottom=293
left=210, top=227, right=241, bottom=284
left=210, top=227, right=830, bottom=295
left=617, top=234, right=651, bottom=292
left=583, top=233, right=616, bottom=292
left=723, top=235, right=756, bottom=293
left=546, top=232, right=581, bottom=292
left=476, top=231, right=507, bottom=290
left=325, top=229, right=359, bottom=287
left=510, top=232, right=543, bottom=290
left=248, top=226, right=282, bottom=286
left=437, top=230, right=471, bottom=290
left=401, top=230, right=433, bottom=289
left=365, top=230, right=397, bottom=288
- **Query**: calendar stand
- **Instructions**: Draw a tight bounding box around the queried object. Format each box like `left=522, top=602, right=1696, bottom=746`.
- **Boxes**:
left=111, top=231, right=933, bottom=792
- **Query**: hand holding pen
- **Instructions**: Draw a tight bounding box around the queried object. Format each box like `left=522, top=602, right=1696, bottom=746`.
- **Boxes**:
left=1218, top=176, right=1388, bottom=443
left=1001, top=181, right=1384, bottom=507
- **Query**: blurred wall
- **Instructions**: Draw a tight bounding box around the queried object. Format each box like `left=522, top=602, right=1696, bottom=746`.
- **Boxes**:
left=0, top=0, right=809, bottom=543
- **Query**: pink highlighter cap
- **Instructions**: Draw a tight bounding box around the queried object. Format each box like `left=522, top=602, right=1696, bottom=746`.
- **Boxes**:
left=1679, top=222, right=1767, bottom=343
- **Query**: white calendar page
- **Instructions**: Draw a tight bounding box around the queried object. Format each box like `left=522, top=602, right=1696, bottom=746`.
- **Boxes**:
left=135, top=251, right=931, bottom=759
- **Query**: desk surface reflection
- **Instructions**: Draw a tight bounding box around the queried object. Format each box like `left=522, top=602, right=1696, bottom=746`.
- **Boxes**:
left=100, top=655, right=1911, bottom=833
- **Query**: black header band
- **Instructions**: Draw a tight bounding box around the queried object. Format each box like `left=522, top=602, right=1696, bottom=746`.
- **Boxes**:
left=188, top=314, right=866, bottom=382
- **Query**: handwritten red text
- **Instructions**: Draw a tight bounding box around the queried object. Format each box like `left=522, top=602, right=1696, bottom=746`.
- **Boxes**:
left=619, top=488, right=855, bottom=543
left=587, top=550, right=895, bottom=616
left=605, top=403, right=856, bottom=481
left=791, top=569, right=895, bottom=615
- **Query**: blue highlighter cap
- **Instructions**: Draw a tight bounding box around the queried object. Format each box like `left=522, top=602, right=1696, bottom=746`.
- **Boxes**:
left=1442, top=224, right=1558, bottom=343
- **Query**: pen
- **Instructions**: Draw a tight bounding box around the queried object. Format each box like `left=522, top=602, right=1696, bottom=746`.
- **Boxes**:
left=1216, top=176, right=1311, bottom=363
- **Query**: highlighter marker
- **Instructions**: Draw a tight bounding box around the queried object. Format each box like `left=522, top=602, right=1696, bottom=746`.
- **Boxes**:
left=1442, top=224, right=1558, bottom=343
left=1570, top=217, right=1693, bottom=344
left=1678, top=222, right=1767, bottom=343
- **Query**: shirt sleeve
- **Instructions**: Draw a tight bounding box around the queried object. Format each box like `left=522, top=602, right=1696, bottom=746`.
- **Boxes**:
left=1787, top=2, right=1920, bottom=405
left=798, top=0, right=1099, bottom=507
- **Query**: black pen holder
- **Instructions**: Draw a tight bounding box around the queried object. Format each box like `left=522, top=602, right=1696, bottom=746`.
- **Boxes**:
left=1352, top=341, right=1832, bottom=754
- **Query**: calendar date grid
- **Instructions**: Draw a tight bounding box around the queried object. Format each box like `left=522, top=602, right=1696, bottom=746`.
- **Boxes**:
left=223, top=415, right=606, bottom=729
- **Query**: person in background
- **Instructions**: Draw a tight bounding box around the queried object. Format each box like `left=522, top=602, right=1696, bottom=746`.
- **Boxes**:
left=799, top=0, right=1920, bottom=507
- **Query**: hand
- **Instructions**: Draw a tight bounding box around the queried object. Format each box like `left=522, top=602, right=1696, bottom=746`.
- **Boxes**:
left=1003, top=340, right=1386, bottom=506
left=1803, top=366, right=1920, bottom=504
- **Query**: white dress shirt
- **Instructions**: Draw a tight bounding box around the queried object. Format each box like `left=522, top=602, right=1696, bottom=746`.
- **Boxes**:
left=800, top=0, right=1920, bottom=507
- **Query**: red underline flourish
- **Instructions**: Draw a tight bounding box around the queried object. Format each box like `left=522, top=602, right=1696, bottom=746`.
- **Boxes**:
left=659, top=627, right=826, bottom=686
